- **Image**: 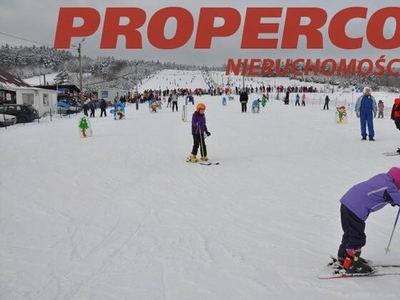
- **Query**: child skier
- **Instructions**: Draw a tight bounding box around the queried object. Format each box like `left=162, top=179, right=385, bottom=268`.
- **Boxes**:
left=378, top=100, right=384, bottom=118
left=188, top=103, right=211, bottom=162
left=261, top=94, right=268, bottom=107
left=301, top=94, right=306, bottom=106
left=335, top=167, right=400, bottom=274
left=150, top=101, right=158, bottom=113
left=252, top=99, right=261, bottom=113
left=295, top=93, right=300, bottom=106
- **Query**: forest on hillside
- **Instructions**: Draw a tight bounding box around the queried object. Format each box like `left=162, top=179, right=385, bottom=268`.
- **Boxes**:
left=0, top=45, right=399, bottom=92
left=0, top=45, right=208, bottom=92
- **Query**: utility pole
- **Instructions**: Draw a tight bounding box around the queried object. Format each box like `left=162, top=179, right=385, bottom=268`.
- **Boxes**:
left=77, top=38, right=86, bottom=104
left=134, top=62, right=139, bottom=85
left=351, top=88, right=354, bottom=117
left=242, top=63, right=245, bottom=91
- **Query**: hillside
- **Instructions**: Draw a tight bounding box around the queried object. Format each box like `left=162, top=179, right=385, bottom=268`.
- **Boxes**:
left=1, top=45, right=399, bottom=94
left=0, top=45, right=211, bottom=92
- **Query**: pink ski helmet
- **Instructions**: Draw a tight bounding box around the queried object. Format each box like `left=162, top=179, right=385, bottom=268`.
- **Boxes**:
left=388, top=167, right=400, bottom=188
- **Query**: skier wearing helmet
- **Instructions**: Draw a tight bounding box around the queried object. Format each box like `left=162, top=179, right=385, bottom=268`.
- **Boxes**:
left=330, top=167, right=400, bottom=275
left=188, top=103, right=211, bottom=162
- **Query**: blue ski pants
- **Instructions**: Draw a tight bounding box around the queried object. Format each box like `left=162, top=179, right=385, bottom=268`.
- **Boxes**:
left=359, top=112, right=374, bottom=138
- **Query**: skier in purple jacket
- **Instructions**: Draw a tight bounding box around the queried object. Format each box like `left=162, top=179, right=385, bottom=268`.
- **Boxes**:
left=188, top=103, right=211, bottom=162
left=337, top=167, right=400, bottom=274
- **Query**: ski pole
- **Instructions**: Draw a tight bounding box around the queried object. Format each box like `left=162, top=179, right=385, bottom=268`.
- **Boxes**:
left=385, top=207, right=400, bottom=254
left=199, top=132, right=206, bottom=157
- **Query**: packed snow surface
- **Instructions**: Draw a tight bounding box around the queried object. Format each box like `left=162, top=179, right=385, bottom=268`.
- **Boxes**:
left=1, top=70, right=400, bottom=299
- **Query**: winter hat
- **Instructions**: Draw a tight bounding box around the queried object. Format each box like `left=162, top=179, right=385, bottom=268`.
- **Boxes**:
left=196, top=103, right=206, bottom=111
left=363, top=87, right=371, bottom=94
left=388, top=167, right=400, bottom=188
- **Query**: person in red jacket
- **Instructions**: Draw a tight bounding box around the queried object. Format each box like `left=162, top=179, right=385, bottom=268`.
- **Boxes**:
left=391, top=97, right=400, bottom=153
left=391, top=97, right=400, bottom=128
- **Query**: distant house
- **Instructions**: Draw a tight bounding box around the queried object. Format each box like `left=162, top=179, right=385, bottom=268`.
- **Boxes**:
left=0, top=68, right=57, bottom=117
left=0, top=68, right=31, bottom=103
left=34, top=84, right=80, bottom=103
left=14, top=87, right=58, bottom=117
left=98, top=88, right=127, bottom=102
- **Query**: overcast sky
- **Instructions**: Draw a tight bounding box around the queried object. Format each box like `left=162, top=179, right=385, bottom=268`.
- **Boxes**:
left=0, top=0, right=399, bottom=66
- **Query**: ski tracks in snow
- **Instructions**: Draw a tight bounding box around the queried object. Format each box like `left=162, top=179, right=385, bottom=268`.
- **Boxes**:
left=31, top=207, right=153, bottom=300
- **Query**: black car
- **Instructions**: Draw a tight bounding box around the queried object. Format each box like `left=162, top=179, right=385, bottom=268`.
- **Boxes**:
left=0, top=104, right=39, bottom=123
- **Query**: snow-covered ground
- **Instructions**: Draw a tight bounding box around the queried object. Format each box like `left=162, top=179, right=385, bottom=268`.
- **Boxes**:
left=137, top=70, right=211, bottom=92
left=23, top=72, right=59, bottom=86
left=1, top=70, right=400, bottom=300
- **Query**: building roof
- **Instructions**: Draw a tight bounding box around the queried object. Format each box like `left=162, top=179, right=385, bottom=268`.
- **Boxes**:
left=0, top=68, right=31, bottom=91
left=35, top=84, right=80, bottom=93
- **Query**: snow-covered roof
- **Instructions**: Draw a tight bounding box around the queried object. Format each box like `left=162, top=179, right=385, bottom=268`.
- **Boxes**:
left=0, top=68, right=31, bottom=91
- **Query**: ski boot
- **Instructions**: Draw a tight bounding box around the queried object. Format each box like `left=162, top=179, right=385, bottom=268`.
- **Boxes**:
left=189, top=154, right=198, bottom=163
left=343, top=250, right=373, bottom=274
left=329, top=256, right=369, bottom=268
left=201, top=156, right=209, bottom=161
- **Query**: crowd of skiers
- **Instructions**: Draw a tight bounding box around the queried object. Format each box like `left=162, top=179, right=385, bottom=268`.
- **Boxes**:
left=81, top=95, right=128, bottom=120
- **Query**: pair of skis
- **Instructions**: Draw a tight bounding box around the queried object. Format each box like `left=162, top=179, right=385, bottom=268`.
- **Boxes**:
left=383, top=148, right=400, bottom=156
left=199, top=162, right=219, bottom=166
left=319, top=256, right=400, bottom=279
left=383, top=152, right=400, bottom=156
left=186, top=158, right=219, bottom=166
